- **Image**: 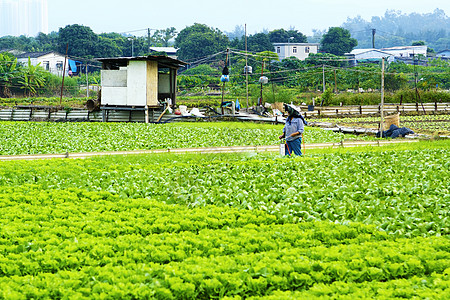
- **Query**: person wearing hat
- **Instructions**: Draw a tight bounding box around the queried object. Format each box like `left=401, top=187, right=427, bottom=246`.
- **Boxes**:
left=279, top=104, right=307, bottom=156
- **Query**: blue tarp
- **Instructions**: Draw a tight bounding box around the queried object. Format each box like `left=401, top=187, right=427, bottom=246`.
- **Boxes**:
left=68, top=60, right=77, bottom=72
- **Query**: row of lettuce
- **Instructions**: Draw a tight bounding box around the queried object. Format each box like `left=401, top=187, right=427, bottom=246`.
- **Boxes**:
left=0, top=121, right=375, bottom=155
left=0, top=140, right=448, bottom=298
left=2, top=142, right=448, bottom=239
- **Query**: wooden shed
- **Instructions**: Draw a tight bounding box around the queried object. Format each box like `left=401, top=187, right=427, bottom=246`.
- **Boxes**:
left=97, top=55, right=187, bottom=122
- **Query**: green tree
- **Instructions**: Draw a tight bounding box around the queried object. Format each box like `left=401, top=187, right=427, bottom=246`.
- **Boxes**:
left=269, top=29, right=307, bottom=43
left=152, top=27, right=177, bottom=47
left=182, top=64, right=220, bottom=76
left=35, top=32, right=58, bottom=51
left=0, top=36, right=21, bottom=51
left=0, top=52, right=19, bottom=97
left=320, top=27, right=358, bottom=56
left=58, top=24, right=98, bottom=58
left=246, top=33, right=274, bottom=52
left=175, top=23, right=229, bottom=61
left=229, top=32, right=274, bottom=52
left=95, top=36, right=122, bottom=58
left=305, top=53, right=347, bottom=67
left=412, top=40, right=425, bottom=46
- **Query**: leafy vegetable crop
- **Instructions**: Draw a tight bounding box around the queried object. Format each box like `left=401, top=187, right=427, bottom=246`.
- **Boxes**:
left=0, top=140, right=448, bottom=298
left=0, top=121, right=375, bottom=155
left=316, top=114, right=450, bottom=134
left=0, top=185, right=449, bottom=299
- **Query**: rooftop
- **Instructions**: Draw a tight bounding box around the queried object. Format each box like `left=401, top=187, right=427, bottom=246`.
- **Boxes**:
left=96, top=55, right=188, bottom=69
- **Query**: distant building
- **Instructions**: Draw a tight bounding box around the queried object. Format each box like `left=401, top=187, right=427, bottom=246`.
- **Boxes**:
left=436, top=49, right=450, bottom=60
left=0, top=0, right=48, bottom=37
left=273, top=43, right=319, bottom=60
left=149, top=47, right=178, bottom=59
left=381, top=45, right=427, bottom=58
left=16, top=51, right=78, bottom=76
left=346, top=45, right=429, bottom=66
left=345, top=49, right=395, bottom=66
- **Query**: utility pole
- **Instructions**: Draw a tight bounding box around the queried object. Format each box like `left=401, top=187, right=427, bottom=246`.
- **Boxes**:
left=59, top=43, right=68, bottom=106
left=372, top=28, right=376, bottom=48
left=148, top=28, right=151, bottom=52
left=260, top=61, right=265, bottom=105
left=334, top=69, right=337, bottom=93
left=86, top=61, right=89, bottom=99
left=380, top=57, right=385, bottom=137
left=128, top=37, right=134, bottom=57
left=245, top=24, right=249, bottom=110
left=322, top=64, right=326, bottom=93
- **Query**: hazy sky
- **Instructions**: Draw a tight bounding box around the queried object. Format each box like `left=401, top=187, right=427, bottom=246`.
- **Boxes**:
left=48, top=0, right=449, bottom=36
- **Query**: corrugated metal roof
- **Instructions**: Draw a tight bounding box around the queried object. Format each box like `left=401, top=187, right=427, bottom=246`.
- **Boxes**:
left=149, top=47, right=178, bottom=53
left=96, top=55, right=188, bottom=68
left=349, top=48, right=392, bottom=56
left=15, top=51, right=62, bottom=59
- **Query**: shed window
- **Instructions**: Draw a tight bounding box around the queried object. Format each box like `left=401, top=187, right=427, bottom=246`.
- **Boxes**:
left=276, top=47, right=280, bottom=53
left=305, top=47, right=310, bottom=53
left=56, top=61, right=63, bottom=70
left=293, top=47, right=297, bottom=53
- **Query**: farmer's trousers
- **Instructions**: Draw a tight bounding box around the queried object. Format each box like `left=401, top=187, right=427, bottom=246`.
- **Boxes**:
left=285, top=138, right=302, bottom=156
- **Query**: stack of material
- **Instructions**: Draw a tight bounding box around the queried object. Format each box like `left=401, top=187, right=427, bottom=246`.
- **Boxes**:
left=377, top=124, right=414, bottom=139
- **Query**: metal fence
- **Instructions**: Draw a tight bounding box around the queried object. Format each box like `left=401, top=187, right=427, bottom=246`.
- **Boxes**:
left=0, top=102, right=449, bottom=123
left=300, top=102, right=450, bottom=117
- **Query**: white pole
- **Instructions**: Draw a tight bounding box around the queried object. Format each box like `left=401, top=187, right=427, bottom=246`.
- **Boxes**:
left=380, top=57, right=385, bottom=137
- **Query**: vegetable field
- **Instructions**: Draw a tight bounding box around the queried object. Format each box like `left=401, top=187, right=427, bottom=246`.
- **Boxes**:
left=0, top=121, right=375, bottom=155
left=316, top=114, right=450, bottom=135
left=0, top=139, right=449, bottom=299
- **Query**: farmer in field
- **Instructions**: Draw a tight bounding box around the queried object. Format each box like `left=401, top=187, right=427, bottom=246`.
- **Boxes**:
left=279, top=104, right=307, bottom=156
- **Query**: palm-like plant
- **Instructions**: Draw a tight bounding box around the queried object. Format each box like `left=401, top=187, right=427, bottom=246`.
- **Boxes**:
left=18, top=57, right=45, bottom=97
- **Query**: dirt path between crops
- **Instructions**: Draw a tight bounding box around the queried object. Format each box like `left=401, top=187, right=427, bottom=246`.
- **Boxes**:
left=0, top=139, right=421, bottom=161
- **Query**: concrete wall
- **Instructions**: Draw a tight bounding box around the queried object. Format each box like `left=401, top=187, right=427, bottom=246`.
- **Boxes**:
left=101, top=69, right=128, bottom=106
left=100, top=60, right=162, bottom=107
left=126, top=61, right=147, bottom=106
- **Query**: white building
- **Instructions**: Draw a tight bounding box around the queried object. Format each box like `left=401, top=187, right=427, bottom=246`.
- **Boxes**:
left=273, top=43, right=319, bottom=60
left=345, top=49, right=395, bottom=66
left=0, top=0, right=48, bottom=37
left=381, top=45, right=427, bottom=58
left=436, top=50, right=450, bottom=59
left=346, top=45, right=428, bottom=66
left=16, top=51, right=74, bottom=76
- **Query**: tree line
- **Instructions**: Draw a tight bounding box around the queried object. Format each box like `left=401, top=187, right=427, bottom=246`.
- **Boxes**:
left=1, top=9, right=449, bottom=101
left=0, top=23, right=357, bottom=62
left=1, top=8, right=448, bottom=60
